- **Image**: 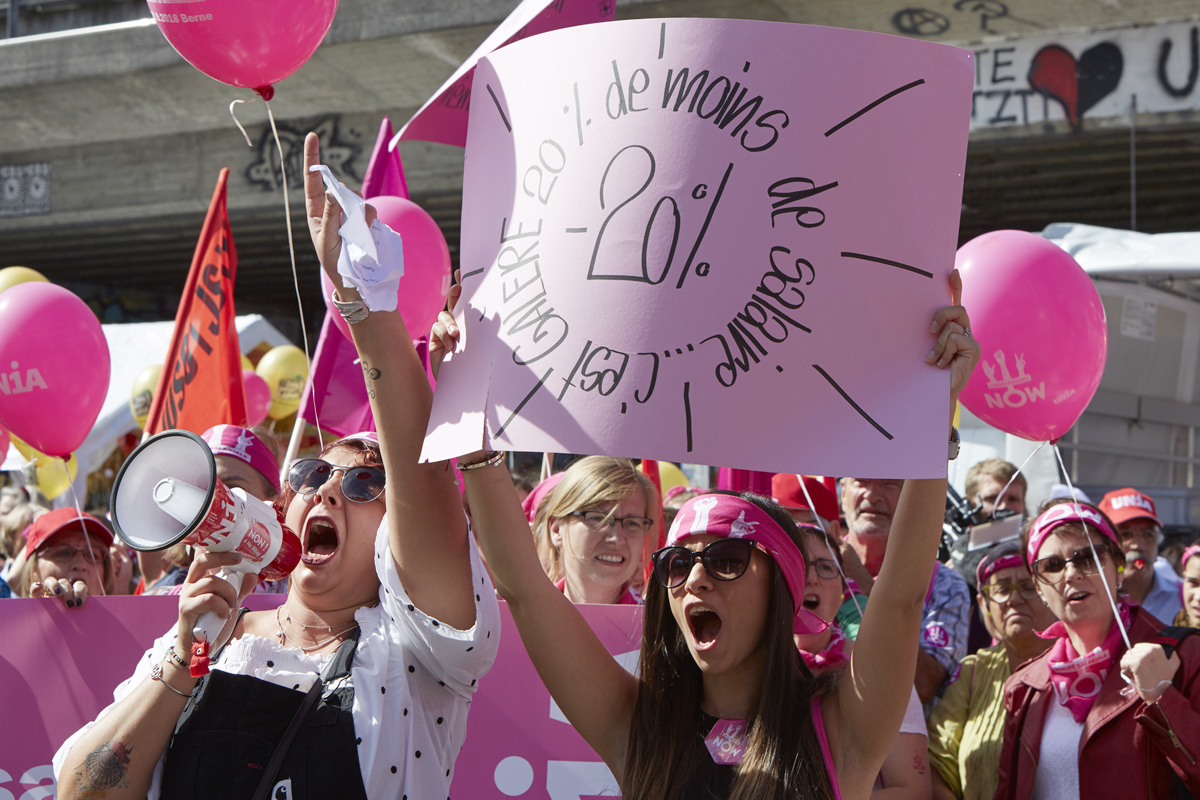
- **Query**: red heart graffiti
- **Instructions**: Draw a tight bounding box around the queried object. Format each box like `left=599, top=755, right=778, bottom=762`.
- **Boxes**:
left=1028, top=42, right=1123, bottom=131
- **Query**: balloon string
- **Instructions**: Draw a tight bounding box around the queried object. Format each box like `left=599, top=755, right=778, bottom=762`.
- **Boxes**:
left=795, top=476, right=864, bottom=621
left=991, top=441, right=1047, bottom=516
left=62, top=456, right=105, bottom=597
left=228, top=97, right=257, bottom=147
left=262, top=99, right=324, bottom=454
left=1051, top=443, right=1131, bottom=650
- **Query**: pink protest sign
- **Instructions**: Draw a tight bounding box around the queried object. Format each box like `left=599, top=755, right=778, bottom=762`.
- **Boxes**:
left=1, top=596, right=639, bottom=799
left=423, top=18, right=974, bottom=478
left=390, top=0, right=615, bottom=148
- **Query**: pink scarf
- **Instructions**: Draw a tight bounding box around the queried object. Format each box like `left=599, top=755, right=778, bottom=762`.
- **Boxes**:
left=801, top=623, right=849, bottom=673
left=1039, top=602, right=1132, bottom=723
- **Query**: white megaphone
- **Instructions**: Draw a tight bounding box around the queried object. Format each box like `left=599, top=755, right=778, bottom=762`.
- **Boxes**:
left=110, top=430, right=301, bottom=673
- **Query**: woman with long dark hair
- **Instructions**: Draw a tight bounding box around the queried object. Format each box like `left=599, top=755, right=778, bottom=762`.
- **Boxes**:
left=440, top=276, right=977, bottom=799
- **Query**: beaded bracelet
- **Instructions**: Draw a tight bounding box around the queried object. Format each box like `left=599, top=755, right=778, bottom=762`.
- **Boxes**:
left=458, top=451, right=505, bottom=471
left=165, top=646, right=190, bottom=672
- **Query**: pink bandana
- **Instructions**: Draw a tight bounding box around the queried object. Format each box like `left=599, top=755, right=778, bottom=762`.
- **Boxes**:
left=668, top=494, right=827, bottom=635
left=800, top=623, right=849, bottom=673
left=1040, top=601, right=1133, bottom=723
left=1025, top=503, right=1119, bottom=567
left=201, top=425, right=281, bottom=493
left=705, top=718, right=749, bottom=764
left=976, top=553, right=1026, bottom=590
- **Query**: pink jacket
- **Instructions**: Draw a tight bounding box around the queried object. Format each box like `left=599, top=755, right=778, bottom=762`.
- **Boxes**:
left=994, top=609, right=1200, bottom=799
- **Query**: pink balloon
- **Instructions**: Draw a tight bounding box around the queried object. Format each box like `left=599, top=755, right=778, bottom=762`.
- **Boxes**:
left=243, top=369, right=271, bottom=428
left=321, top=195, right=451, bottom=342
left=147, top=0, right=338, bottom=96
left=957, top=230, right=1108, bottom=443
left=0, top=283, right=110, bottom=457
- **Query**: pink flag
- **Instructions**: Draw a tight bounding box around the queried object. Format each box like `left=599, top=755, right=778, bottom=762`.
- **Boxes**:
left=297, top=312, right=375, bottom=438
left=390, top=0, right=615, bottom=149
left=362, top=116, right=410, bottom=200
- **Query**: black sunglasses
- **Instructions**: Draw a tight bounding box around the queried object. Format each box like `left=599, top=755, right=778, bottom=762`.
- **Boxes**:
left=1031, top=546, right=1109, bottom=585
left=651, top=539, right=756, bottom=589
left=287, top=458, right=386, bottom=503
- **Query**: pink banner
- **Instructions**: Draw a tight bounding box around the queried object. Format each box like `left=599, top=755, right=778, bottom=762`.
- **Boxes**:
left=423, top=19, right=973, bottom=479
left=1, top=597, right=641, bottom=799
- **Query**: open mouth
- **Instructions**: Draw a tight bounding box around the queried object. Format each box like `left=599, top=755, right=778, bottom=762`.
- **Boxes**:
left=687, top=606, right=723, bottom=647
left=595, top=554, right=625, bottom=565
left=1066, top=590, right=1090, bottom=604
left=301, top=517, right=340, bottom=566
left=803, top=593, right=821, bottom=610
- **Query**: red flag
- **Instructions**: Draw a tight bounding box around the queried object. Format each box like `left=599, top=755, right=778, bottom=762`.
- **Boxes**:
left=144, top=168, right=246, bottom=435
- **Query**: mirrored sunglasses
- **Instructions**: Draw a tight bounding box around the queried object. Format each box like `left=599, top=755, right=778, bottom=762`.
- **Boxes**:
left=287, top=458, right=386, bottom=503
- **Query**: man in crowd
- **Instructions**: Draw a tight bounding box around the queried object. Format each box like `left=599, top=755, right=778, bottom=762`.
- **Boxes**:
left=842, top=476, right=970, bottom=704
left=1099, top=487, right=1182, bottom=622
left=964, top=457, right=1026, bottom=520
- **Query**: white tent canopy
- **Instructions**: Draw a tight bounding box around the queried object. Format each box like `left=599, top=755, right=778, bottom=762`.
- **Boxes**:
left=3, top=315, right=290, bottom=504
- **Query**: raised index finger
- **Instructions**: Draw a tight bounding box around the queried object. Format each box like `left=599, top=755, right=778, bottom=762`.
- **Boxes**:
left=303, top=132, right=324, bottom=220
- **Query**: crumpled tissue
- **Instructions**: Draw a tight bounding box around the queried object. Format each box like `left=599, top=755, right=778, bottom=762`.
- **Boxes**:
left=309, top=164, right=404, bottom=312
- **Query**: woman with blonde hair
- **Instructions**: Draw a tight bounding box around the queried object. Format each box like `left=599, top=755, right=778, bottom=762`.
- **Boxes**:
left=536, top=455, right=658, bottom=604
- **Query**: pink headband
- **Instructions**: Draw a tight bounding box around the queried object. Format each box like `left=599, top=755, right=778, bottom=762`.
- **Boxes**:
left=667, top=494, right=827, bottom=634
left=201, top=425, right=281, bottom=493
left=976, top=553, right=1026, bottom=589
left=1183, top=545, right=1200, bottom=571
left=1025, top=503, right=1119, bottom=566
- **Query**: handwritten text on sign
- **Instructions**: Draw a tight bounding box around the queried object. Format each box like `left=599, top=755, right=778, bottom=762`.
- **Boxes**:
left=424, top=19, right=974, bottom=478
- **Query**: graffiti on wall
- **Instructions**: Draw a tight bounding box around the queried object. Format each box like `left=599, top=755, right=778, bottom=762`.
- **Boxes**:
left=245, top=115, right=364, bottom=192
left=0, top=162, right=51, bottom=218
left=964, top=21, right=1200, bottom=132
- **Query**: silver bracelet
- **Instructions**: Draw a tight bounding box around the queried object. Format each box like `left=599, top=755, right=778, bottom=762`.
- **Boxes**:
left=330, top=287, right=369, bottom=324
left=150, top=662, right=194, bottom=698
left=458, top=451, right=505, bottom=471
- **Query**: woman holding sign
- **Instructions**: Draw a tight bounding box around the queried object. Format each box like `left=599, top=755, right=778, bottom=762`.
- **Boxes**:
left=435, top=273, right=977, bottom=800
left=53, top=134, right=500, bottom=800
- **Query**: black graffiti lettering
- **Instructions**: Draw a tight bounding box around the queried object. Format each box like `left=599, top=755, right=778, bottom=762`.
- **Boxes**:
left=990, top=46, right=1016, bottom=83
left=1158, top=26, right=1199, bottom=99
left=633, top=352, right=660, bottom=403
left=987, top=89, right=1018, bottom=124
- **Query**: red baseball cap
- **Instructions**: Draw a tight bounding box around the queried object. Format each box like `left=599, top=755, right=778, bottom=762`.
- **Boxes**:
left=771, top=474, right=838, bottom=522
left=1098, top=487, right=1161, bottom=527
left=24, top=507, right=114, bottom=553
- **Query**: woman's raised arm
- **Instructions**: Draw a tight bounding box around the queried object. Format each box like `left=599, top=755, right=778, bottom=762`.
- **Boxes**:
left=831, top=271, right=979, bottom=796
left=303, top=133, right=473, bottom=629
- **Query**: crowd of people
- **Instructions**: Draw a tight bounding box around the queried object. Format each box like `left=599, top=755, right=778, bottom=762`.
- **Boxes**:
left=0, top=133, right=1192, bottom=799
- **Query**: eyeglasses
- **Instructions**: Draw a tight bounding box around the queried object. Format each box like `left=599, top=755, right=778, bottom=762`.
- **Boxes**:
left=807, top=558, right=840, bottom=581
left=1031, top=546, right=1109, bottom=585
left=287, top=458, right=386, bottom=503
left=567, top=509, right=654, bottom=537
left=651, top=539, right=756, bottom=589
left=37, top=544, right=105, bottom=566
left=980, top=580, right=1039, bottom=603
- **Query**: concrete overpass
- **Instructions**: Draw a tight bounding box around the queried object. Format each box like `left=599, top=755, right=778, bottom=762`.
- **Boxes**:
left=3, top=0, right=1200, bottom=336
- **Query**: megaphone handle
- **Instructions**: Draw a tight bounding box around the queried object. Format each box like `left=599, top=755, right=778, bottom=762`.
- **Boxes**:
left=192, top=567, right=246, bottom=646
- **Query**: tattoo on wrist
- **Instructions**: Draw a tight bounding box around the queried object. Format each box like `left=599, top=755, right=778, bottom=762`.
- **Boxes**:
left=361, top=360, right=381, bottom=400
left=77, top=740, right=133, bottom=793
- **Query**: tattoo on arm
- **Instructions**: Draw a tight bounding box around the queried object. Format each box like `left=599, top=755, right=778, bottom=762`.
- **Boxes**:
left=361, top=359, right=382, bottom=400
left=76, top=740, right=134, bottom=795
left=913, top=753, right=927, bottom=774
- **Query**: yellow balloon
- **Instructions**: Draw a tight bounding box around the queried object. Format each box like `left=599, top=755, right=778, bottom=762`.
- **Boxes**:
left=256, top=345, right=309, bottom=420
left=241, top=353, right=253, bottom=371
left=10, top=434, right=34, bottom=460
left=639, top=460, right=689, bottom=492
left=0, top=266, right=49, bottom=295
left=129, top=364, right=163, bottom=430
left=33, top=453, right=77, bottom=500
